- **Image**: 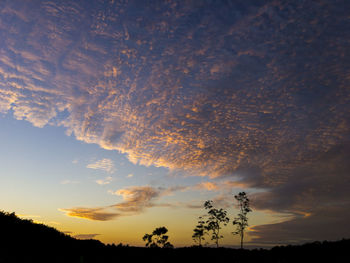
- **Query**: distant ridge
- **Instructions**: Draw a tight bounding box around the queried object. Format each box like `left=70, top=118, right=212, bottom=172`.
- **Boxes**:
left=0, top=210, right=348, bottom=263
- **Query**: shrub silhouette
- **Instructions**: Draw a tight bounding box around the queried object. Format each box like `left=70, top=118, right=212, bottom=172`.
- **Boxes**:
left=143, top=226, right=174, bottom=248
left=192, top=216, right=206, bottom=246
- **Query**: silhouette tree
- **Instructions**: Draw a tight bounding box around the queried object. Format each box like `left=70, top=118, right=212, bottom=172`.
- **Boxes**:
left=142, top=226, right=173, bottom=248
left=204, top=200, right=229, bottom=248
left=232, top=192, right=252, bottom=249
left=192, top=216, right=206, bottom=246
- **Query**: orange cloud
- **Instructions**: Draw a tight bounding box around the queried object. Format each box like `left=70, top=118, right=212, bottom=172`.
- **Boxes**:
left=194, top=182, right=219, bottom=191
left=59, top=208, right=120, bottom=221
left=61, top=185, right=188, bottom=220
left=192, top=180, right=251, bottom=192
left=112, top=186, right=160, bottom=213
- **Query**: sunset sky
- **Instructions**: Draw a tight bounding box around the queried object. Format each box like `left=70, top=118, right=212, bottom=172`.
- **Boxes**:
left=0, top=0, right=349, bottom=247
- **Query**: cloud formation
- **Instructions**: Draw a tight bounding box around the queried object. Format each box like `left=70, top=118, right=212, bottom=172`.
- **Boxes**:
left=59, top=207, right=120, bottom=221
left=74, top=234, right=100, bottom=240
left=111, top=186, right=160, bottom=213
left=62, top=185, right=183, bottom=220
left=248, top=143, right=350, bottom=244
left=61, top=179, right=80, bottom=185
left=96, top=176, right=113, bottom=185
left=1, top=0, right=350, bottom=243
left=194, top=182, right=219, bottom=191
left=87, top=159, right=116, bottom=174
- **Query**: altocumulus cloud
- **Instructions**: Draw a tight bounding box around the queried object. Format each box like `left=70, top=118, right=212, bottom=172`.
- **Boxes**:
left=1, top=0, right=350, bottom=243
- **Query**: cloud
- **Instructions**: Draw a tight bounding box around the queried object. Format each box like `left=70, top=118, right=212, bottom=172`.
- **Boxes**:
left=161, top=186, right=189, bottom=196
left=74, top=233, right=100, bottom=240
left=18, top=214, right=41, bottom=219
left=1, top=0, right=350, bottom=243
left=246, top=143, right=350, bottom=244
left=48, top=221, right=61, bottom=225
left=194, top=182, right=219, bottom=191
left=127, top=174, right=133, bottom=178
left=59, top=208, right=120, bottom=221
left=62, top=185, right=185, bottom=220
left=87, top=159, right=116, bottom=174
left=184, top=204, right=203, bottom=209
left=191, top=180, right=250, bottom=192
left=61, top=179, right=80, bottom=185
left=96, top=176, right=113, bottom=185
left=249, top=207, right=350, bottom=245
left=2, top=0, right=348, bottom=177
left=111, top=186, right=163, bottom=213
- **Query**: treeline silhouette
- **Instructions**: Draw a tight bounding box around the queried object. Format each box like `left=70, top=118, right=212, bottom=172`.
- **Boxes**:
left=190, top=193, right=251, bottom=248
left=0, top=210, right=348, bottom=263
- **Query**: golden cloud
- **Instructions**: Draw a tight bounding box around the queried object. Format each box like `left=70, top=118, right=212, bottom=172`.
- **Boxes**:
left=194, top=182, right=219, bottom=191
left=61, top=185, right=189, bottom=220
left=112, top=186, right=160, bottom=213
left=59, top=208, right=120, bottom=221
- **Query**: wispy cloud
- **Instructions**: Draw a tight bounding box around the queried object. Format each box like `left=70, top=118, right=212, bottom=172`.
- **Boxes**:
left=62, top=185, right=185, bottom=220
left=96, top=176, right=113, bottom=185
left=74, top=233, right=100, bottom=239
left=18, top=214, right=41, bottom=219
left=60, top=180, right=80, bottom=185
left=59, top=207, right=120, bottom=221
left=194, top=182, right=219, bottom=191
left=87, top=159, right=116, bottom=174
left=111, top=186, right=160, bottom=213
left=191, top=180, right=250, bottom=192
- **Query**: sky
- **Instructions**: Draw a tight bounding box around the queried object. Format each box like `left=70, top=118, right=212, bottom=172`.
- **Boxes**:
left=0, top=0, right=349, bottom=247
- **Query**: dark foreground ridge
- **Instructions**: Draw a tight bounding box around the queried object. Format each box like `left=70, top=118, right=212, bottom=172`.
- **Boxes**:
left=0, top=211, right=348, bottom=263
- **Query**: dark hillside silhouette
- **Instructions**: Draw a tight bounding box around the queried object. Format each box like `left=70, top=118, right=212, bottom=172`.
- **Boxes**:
left=0, top=210, right=348, bottom=263
left=0, top=210, right=104, bottom=262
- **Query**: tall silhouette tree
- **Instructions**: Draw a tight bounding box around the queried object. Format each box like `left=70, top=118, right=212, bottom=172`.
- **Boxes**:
left=142, top=226, right=173, bottom=248
left=192, top=216, right=206, bottom=246
left=204, top=200, right=229, bottom=248
left=232, top=192, right=252, bottom=249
